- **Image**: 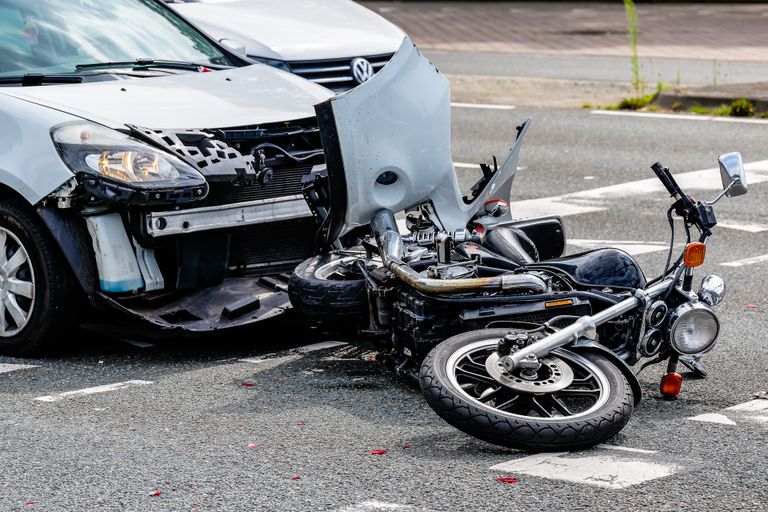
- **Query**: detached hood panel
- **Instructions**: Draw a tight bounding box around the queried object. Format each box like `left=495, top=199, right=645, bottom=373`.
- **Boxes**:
left=319, top=38, right=529, bottom=234
left=3, top=65, right=333, bottom=130
left=173, top=0, right=404, bottom=61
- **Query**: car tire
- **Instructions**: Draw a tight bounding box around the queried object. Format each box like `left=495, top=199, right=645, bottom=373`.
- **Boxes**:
left=0, top=199, right=76, bottom=356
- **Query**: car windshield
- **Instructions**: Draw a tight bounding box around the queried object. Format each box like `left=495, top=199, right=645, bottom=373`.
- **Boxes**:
left=0, top=0, right=233, bottom=78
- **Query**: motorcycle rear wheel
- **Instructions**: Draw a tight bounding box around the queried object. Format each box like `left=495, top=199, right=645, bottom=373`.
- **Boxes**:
left=420, top=328, right=634, bottom=451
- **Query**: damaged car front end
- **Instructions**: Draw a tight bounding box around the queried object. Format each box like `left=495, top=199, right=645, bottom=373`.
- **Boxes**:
left=0, top=0, right=335, bottom=354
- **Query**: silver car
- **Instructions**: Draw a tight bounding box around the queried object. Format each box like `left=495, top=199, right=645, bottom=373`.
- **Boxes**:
left=0, top=0, right=335, bottom=355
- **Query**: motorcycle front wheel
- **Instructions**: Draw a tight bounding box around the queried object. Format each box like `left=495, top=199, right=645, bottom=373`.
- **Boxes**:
left=420, top=329, right=634, bottom=451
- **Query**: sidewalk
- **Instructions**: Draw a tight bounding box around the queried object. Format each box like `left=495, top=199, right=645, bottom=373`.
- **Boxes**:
left=363, top=2, right=768, bottom=62
left=362, top=2, right=768, bottom=108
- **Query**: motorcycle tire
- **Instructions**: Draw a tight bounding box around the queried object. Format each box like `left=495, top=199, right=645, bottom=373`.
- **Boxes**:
left=288, top=252, right=369, bottom=327
left=420, top=328, right=634, bottom=452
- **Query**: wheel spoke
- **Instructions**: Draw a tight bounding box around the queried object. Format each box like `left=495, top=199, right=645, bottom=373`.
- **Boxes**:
left=3, top=248, right=27, bottom=276
left=0, top=298, right=6, bottom=335
left=549, top=395, right=574, bottom=416
left=494, top=395, right=521, bottom=412
left=556, top=388, right=601, bottom=398
left=4, top=295, right=26, bottom=328
left=6, top=277, right=33, bottom=299
left=455, top=365, right=497, bottom=386
left=0, top=230, right=6, bottom=267
left=530, top=397, right=553, bottom=418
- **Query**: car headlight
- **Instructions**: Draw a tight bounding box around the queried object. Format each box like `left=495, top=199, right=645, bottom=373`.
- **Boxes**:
left=52, top=122, right=208, bottom=205
left=669, top=302, right=720, bottom=354
left=249, top=56, right=292, bottom=73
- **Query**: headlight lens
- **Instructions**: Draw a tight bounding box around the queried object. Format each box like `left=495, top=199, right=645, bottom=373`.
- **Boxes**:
left=52, top=122, right=207, bottom=204
left=669, top=302, right=720, bottom=354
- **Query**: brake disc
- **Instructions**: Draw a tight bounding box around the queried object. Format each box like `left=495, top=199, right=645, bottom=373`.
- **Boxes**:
left=485, top=352, right=574, bottom=393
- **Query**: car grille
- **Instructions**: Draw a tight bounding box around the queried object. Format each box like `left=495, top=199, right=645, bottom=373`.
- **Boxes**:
left=228, top=218, right=317, bottom=275
left=289, top=53, right=394, bottom=92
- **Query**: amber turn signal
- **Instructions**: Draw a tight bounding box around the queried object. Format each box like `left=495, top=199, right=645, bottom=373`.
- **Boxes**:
left=660, top=372, right=683, bottom=398
left=684, top=243, right=707, bottom=267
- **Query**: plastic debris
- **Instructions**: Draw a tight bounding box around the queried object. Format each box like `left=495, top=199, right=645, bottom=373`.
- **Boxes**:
left=296, top=421, right=305, bottom=429
left=402, top=443, right=412, bottom=449
left=24, top=501, right=38, bottom=505
left=496, top=477, right=519, bottom=484
left=151, top=491, right=162, bottom=497
left=290, top=475, right=301, bottom=481
left=747, top=304, right=759, bottom=309
left=247, top=443, right=259, bottom=449
left=370, top=449, right=388, bottom=455
left=240, top=382, right=255, bottom=387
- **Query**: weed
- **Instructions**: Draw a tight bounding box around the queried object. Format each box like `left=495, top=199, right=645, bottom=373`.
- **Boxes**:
left=582, top=103, right=593, bottom=109
left=623, top=0, right=641, bottom=96
left=728, top=98, right=754, bottom=117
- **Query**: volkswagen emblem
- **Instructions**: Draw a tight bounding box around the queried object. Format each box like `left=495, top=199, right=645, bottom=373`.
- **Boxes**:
left=351, top=57, right=375, bottom=84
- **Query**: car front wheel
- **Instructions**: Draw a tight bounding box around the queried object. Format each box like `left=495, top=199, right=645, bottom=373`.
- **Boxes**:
left=0, top=199, right=75, bottom=356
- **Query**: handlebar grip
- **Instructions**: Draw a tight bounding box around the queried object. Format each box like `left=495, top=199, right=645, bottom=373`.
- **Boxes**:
left=651, top=162, right=679, bottom=196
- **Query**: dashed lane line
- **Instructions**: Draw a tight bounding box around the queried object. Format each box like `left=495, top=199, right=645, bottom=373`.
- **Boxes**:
left=592, top=109, right=768, bottom=125
left=716, top=221, right=768, bottom=233
left=687, top=413, right=737, bottom=426
left=34, top=380, right=153, bottom=403
left=513, top=160, right=768, bottom=219
left=451, top=102, right=516, bottom=110
left=567, top=239, right=669, bottom=256
left=0, top=363, right=37, bottom=375
left=720, top=254, right=768, bottom=268
left=490, top=450, right=679, bottom=489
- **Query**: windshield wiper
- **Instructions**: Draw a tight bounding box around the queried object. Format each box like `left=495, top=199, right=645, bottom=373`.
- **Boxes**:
left=75, top=59, right=226, bottom=72
left=0, top=73, right=84, bottom=86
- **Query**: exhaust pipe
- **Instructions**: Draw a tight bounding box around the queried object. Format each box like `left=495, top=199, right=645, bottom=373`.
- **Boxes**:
left=370, top=210, right=547, bottom=295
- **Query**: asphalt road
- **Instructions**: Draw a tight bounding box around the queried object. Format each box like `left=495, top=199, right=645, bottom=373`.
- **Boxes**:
left=2, top=105, right=768, bottom=511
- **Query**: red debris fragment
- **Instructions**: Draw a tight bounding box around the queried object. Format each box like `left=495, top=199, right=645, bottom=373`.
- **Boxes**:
left=402, top=443, right=412, bottom=449
left=24, top=501, right=38, bottom=505
left=240, top=382, right=255, bottom=387
left=151, top=491, right=162, bottom=497
left=192, top=505, right=201, bottom=510
left=247, top=443, right=259, bottom=449
left=496, top=477, right=519, bottom=484
left=370, top=449, right=388, bottom=455
left=296, top=421, right=305, bottom=429
left=290, top=475, right=301, bottom=481
left=747, top=304, right=759, bottom=309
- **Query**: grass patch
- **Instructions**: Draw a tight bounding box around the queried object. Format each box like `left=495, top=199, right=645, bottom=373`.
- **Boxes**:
left=688, top=99, right=756, bottom=117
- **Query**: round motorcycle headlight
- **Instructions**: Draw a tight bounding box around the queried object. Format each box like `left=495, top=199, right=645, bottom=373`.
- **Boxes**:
left=669, top=302, right=720, bottom=355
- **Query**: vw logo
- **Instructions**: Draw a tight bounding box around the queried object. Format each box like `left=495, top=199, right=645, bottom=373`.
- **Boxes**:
left=351, top=58, right=375, bottom=84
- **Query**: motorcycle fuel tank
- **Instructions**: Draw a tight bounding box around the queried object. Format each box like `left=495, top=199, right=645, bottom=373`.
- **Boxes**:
left=531, top=248, right=647, bottom=290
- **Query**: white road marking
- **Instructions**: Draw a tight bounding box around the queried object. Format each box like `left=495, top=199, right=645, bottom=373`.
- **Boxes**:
left=490, top=452, right=678, bottom=489
left=592, top=109, right=768, bottom=125
left=0, top=363, right=37, bottom=374
left=452, top=102, right=516, bottom=110
left=296, top=341, right=349, bottom=353
left=687, top=413, right=737, bottom=426
left=568, top=239, right=669, bottom=256
left=596, top=444, right=658, bottom=454
left=238, top=354, right=301, bottom=368
left=335, top=502, right=427, bottom=512
left=34, top=380, right=153, bottom=403
left=453, top=162, right=481, bottom=169
left=717, top=221, right=768, bottom=233
left=726, top=398, right=768, bottom=412
left=513, top=160, right=768, bottom=219
left=720, top=254, right=768, bottom=268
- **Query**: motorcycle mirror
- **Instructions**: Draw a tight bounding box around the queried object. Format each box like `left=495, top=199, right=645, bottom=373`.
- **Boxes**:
left=718, top=152, right=748, bottom=197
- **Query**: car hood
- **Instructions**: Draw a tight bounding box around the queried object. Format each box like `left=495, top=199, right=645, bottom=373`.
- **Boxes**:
left=172, top=0, right=404, bottom=61
left=0, top=65, right=333, bottom=130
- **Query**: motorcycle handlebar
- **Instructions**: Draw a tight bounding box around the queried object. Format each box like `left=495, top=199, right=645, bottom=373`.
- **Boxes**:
left=651, top=162, right=680, bottom=197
